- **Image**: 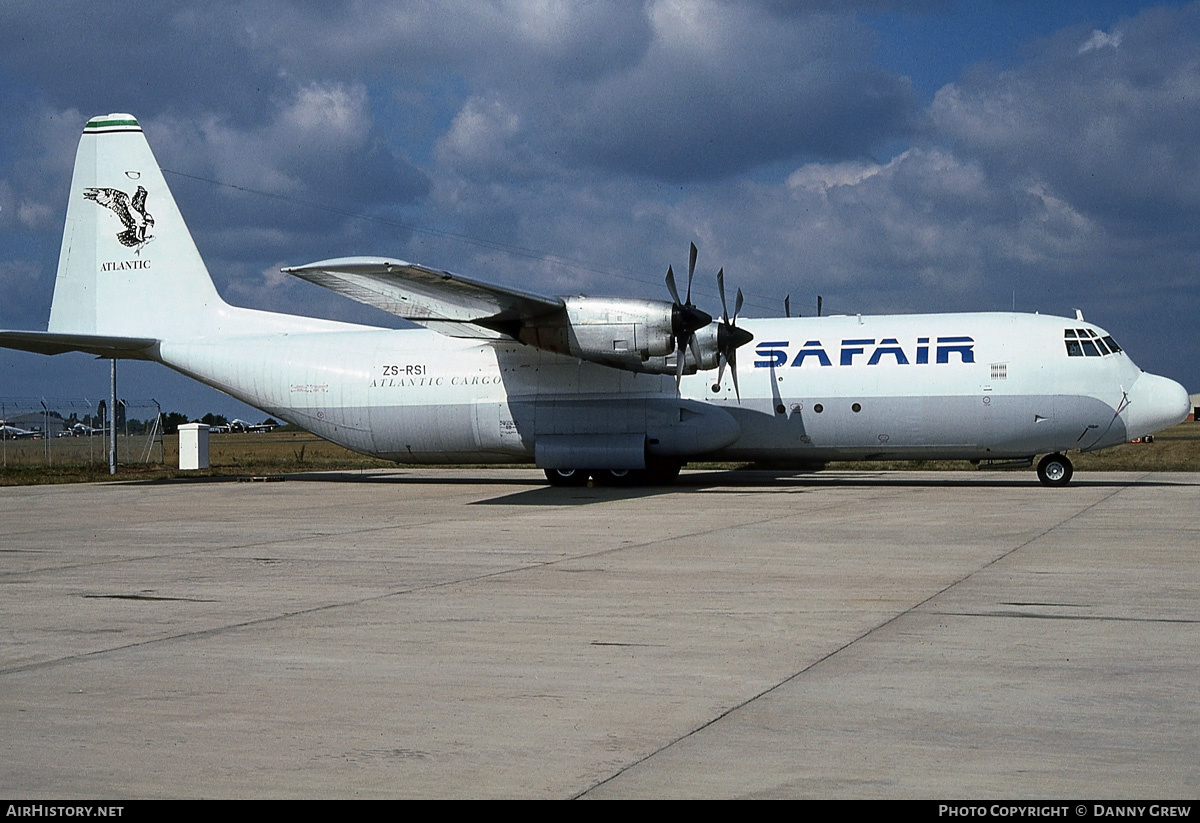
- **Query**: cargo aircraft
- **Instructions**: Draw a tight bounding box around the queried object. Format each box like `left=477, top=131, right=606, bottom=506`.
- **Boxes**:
left=0, top=114, right=1189, bottom=486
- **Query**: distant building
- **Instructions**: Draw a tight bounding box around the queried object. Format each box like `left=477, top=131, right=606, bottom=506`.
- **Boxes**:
left=2, top=412, right=66, bottom=437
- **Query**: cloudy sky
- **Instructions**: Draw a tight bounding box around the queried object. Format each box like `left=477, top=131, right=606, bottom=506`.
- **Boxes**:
left=1, top=0, right=1198, bottom=421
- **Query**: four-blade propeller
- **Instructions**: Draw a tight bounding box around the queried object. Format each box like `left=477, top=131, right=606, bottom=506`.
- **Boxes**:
left=664, top=243, right=713, bottom=388
left=716, top=268, right=753, bottom=401
left=664, top=243, right=754, bottom=400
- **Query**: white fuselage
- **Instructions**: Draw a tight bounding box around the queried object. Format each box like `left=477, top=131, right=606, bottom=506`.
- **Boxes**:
left=154, top=310, right=1188, bottom=467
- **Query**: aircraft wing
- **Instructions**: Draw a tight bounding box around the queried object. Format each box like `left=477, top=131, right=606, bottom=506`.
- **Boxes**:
left=0, top=331, right=159, bottom=360
left=282, top=257, right=564, bottom=339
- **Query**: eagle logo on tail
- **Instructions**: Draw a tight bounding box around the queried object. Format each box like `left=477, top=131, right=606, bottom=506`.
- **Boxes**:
left=84, top=185, right=155, bottom=251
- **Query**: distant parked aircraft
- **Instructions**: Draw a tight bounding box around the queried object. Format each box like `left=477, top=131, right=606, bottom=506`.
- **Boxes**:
left=62, top=423, right=98, bottom=437
left=230, top=419, right=277, bottom=433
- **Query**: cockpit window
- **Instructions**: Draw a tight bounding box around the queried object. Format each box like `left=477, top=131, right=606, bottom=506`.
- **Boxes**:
left=1065, top=328, right=1123, bottom=357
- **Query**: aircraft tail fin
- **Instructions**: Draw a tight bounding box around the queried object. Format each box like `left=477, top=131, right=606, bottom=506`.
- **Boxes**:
left=48, top=114, right=227, bottom=339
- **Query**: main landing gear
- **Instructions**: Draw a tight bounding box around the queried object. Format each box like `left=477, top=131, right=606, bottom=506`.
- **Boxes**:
left=543, top=468, right=590, bottom=486
left=543, top=459, right=682, bottom=487
left=1036, top=453, right=1074, bottom=487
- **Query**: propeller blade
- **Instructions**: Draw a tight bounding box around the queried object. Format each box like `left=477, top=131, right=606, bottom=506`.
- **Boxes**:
left=674, top=341, right=686, bottom=390
left=665, top=265, right=681, bottom=306
left=685, top=243, right=697, bottom=305
left=717, top=268, right=728, bottom=323
left=733, top=287, right=743, bottom=324
left=784, top=294, right=791, bottom=318
left=729, top=348, right=740, bottom=402
left=817, top=295, right=823, bottom=317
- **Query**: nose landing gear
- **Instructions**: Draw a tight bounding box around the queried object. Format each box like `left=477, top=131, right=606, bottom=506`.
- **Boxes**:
left=1036, top=453, right=1074, bottom=487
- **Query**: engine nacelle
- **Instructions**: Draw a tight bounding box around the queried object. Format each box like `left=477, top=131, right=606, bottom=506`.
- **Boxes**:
left=640, top=323, right=722, bottom=376
left=518, top=296, right=678, bottom=369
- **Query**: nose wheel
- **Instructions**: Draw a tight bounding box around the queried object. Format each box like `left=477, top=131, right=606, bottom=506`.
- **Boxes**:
left=1036, top=453, right=1074, bottom=487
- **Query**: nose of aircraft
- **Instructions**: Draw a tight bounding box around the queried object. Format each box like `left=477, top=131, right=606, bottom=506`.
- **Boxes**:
left=1125, top=372, right=1191, bottom=439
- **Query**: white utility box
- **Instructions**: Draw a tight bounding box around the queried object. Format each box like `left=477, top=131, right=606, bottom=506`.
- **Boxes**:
left=178, top=422, right=210, bottom=470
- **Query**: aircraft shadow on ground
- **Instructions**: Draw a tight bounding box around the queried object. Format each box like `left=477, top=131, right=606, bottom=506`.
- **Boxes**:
left=492, top=473, right=1195, bottom=505
left=122, top=469, right=1195, bottom=506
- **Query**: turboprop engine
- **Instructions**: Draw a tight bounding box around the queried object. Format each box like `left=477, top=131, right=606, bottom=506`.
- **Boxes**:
left=517, top=244, right=754, bottom=396
left=517, top=295, right=711, bottom=372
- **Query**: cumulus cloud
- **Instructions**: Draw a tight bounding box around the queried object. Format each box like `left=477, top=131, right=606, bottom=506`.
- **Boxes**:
left=1079, top=28, right=1124, bottom=53
left=0, top=105, right=88, bottom=236
left=931, top=7, right=1200, bottom=235
left=788, top=158, right=894, bottom=194
left=386, top=0, right=1200, bottom=360
left=746, top=3, right=1200, bottom=375
left=434, top=95, right=528, bottom=179
left=430, top=1, right=916, bottom=182
left=15, top=200, right=53, bottom=229
left=148, top=82, right=427, bottom=207
left=131, top=81, right=430, bottom=311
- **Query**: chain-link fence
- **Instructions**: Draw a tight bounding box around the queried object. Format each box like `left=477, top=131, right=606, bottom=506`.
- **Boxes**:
left=0, top=398, right=165, bottom=469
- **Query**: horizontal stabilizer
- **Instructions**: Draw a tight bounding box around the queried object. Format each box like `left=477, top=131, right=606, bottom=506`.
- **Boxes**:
left=0, top=330, right=158, bottom=359
left=283, top=257, right=563, bottom=338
